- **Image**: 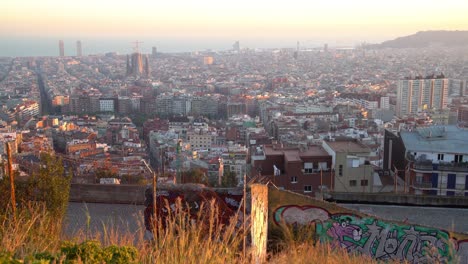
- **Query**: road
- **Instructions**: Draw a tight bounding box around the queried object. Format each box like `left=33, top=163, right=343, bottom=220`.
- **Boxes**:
left=64, top=202, right=145, bottom=238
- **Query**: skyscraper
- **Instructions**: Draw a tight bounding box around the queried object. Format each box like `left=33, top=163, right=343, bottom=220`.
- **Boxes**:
left=152, top=46, right=157, bottom=57
left=59, top=40, right=64, bottom=56
left=130, top=52, right=143, bottom=76
left=233, top=41, right=240, bottom=52
left=126, top=52, right=150, bottom=77
left=144, top=55, right=150, bottom=77
left=76, top=40, right=82, bottom=57
left=293, top=41, right=299, bottom=59
left=396, top=74, right=449, bottom=117
left=126, top=55, right=131, bottom=75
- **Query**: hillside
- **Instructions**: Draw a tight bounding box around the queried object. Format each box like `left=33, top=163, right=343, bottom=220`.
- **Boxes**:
left=371, top=30, right=468, bottom=48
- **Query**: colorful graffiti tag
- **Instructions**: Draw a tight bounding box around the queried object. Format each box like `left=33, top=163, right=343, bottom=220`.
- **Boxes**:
left=318, top=215, right=452, bottom=263
left=273, top=205, right=466, bottom=263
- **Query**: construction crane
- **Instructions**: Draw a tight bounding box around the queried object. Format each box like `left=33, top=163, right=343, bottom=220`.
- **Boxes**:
left=131, top=41, right=144, bottom=53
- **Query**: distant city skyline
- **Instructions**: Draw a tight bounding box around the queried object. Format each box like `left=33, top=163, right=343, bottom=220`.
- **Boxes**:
left=0, top=36, right=374, bottom=57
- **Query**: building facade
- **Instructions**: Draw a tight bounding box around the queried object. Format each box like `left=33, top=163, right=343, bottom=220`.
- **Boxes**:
left=252, top=145, right=332, bottom=196
left=322, top=139, right=375, bottom=193
left=99, top=98, right=116, bottom=112
left=396, top=75, right=449, bottom=117
left=400, top=126, right=468, bottom=196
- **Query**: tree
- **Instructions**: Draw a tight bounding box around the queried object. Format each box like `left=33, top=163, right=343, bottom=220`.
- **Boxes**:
left=221, top=170, right=238, bottom=188
left=181, top=169, right=208, bottom=185
left=94, top=168, right=118, bottom=183
left=27, top=153, right=72, bottom=217
left=121, top=174, right=148, bottom=185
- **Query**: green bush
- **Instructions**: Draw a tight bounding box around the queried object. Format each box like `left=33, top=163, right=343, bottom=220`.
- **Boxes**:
left=0, top=241, right=139, bottom=263
left=60, top=241, right=79, bottom=261
left=24, top=252, right=58, bottom=264
left=0, top=251, right=21, bottom=264
left=60, top=241, right=139, bottom=263
left=104, top=245, right=138, bottom=264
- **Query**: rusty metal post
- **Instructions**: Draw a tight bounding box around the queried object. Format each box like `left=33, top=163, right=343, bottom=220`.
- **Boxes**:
left=6, top=142, right=16, bottom=217
left=243, top=173, right=247, bottom=261
left=153, top=170, right=157, bottom=223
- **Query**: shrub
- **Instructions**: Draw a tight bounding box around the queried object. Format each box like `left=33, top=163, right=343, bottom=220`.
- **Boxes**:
left=0, top=251, right=21, bottom=264
left=60, top=241, right=139, bottom=263
left=104, top=245, right=139, bottom=264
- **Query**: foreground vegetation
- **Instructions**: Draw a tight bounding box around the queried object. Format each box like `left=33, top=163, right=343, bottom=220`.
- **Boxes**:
left=0, top=202, right=405, bottom=264
left=0, top=155, right=398, bottom=263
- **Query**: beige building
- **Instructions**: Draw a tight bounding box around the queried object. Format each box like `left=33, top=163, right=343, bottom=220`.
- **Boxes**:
left=322, top=139, right=375, bottom=193
left=188, top=131, right=214, bottom=149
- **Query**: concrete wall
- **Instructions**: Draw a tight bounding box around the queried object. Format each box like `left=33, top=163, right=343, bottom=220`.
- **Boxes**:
left=258, top=186, right=468, bottom=264
left=70, top=184, right=146, bottom=204
left=329, top=192, right=468, bottom=207
left=69, top=183, right=244, bottom=206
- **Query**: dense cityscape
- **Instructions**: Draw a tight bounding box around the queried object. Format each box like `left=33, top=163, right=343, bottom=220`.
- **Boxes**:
left=1, top=40, right=468, bottom=196
left=3, top=0, right=468, bottom=262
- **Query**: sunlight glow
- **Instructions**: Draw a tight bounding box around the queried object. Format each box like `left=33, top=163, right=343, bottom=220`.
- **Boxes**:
left=2, top=0, right=468, bottom=42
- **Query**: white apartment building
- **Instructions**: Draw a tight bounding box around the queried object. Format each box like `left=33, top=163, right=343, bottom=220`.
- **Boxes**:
left=99, top=98, right=116, bottom=112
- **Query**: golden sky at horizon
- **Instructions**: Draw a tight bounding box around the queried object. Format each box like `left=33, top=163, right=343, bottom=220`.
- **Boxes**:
left=2, top=0, right=468, bottom=42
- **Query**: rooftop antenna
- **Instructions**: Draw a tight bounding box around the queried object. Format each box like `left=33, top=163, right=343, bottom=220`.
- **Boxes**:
left=131, top=41, right=144, bottom=53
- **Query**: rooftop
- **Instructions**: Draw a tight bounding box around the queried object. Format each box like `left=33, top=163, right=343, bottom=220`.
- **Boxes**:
left=284, top=150, right=301, bottom=162
left=324, top=140, right=371, bottom=153
left=263, top=144, right=329, bottom=160
left=400, top=125, right=468, bottom=154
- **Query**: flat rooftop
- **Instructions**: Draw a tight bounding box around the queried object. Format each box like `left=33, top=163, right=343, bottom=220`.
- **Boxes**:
left=400, top=125, right=468, bottom=154
left=325, top=140, right=370, bottom=153
left=263, top=145, right=330, bottom=161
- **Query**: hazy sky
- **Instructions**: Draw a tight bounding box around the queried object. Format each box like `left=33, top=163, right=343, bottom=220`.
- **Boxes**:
left=2, top=0, right=468, bottom=44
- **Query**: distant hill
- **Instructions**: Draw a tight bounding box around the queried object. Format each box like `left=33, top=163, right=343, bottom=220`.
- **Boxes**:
left=369, top=30, right=468, bottom=48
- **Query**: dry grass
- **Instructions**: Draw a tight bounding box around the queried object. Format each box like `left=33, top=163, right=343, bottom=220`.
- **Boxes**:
left=0, top=203, right=62, bottom=257
left=0, top=201, right=399, bottom=264
left=270, top=242, right=381, bottom=264
left=139, top=199, right=248, bottom=264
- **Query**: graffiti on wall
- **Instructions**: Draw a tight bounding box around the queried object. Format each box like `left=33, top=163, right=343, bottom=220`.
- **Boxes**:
left=273, top=205, right=467, bottom=263
left=457, top=240, right=468, bottom=264
left=318, top=215, right=452, bottom=263
left=144, top=188, right=244, bottom=231
left=273, top=205, right=329, bottom=225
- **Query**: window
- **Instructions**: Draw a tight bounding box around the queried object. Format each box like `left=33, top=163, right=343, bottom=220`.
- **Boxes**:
left=455, top=155, right=464, bottom=163
left=347, top=158, right=360, bottom=168
left=361, top=180, right=369, bottom=186
left=304, top=185, right=312, bottom=192
left=318, top=162, right=328, bottom=171
left=437, top=154, right=444, bottom=161
left=291, top=176, right=297, bottom=183
left=349, top=180, right=357, bottom=187
left=416, top=175, right=423, bottom=184
left=304, top=162, right=313, bottom=174
left=339, top=165, right=343, bottom=176
left=416, top=173, right=423, bottom=184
